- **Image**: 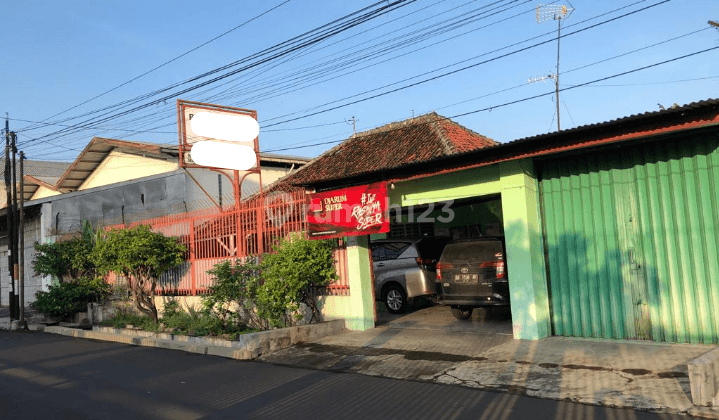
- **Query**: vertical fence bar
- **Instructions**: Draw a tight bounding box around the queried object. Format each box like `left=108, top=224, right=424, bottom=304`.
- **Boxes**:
left=189, top=218, right=196, bottom=295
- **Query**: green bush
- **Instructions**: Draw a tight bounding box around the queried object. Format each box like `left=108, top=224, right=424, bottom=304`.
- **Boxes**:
left=258, top=234, right=337, bottom=328
left=202, top=259, right=266, bottom=330
left=102, top=306, right=159, bottom=331
left=33, top=221, right=98, bottom=282
left=161, top=305, right=224, bottom=337
left=158, top=301, right=254, bottom=338
left=32, top=277, right=111, bottom=320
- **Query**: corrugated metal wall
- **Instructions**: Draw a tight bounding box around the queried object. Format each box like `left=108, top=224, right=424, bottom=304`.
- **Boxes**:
left=539, top=134, right=719, bottom=344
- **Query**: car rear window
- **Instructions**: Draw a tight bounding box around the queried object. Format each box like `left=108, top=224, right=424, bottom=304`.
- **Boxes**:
left=440, top=241, right=503, bottom=264
left=416, top=237, right=450, bottom=260
left=371, top=242, right=412, bottom=261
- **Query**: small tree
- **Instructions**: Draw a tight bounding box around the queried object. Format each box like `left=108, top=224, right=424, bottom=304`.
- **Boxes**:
left=258, top=234, right=337, bottom=327
left=33, top=221, right=97, bottom=283
left=93, top=225, right=185, bottom=323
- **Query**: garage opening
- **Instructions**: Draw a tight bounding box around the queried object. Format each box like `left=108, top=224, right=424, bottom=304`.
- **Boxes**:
left=370, top=195, right=513, bottom=333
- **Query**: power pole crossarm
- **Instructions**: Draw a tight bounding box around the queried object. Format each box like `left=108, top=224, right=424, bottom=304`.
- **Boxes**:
left=709, top=20, right=719, bottom=28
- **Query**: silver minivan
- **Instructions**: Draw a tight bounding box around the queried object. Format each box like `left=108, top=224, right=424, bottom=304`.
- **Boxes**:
left=370, top=238, right=449, bottom=314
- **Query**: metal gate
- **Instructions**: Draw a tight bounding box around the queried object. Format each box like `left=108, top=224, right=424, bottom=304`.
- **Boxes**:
left=539, top=135, right=719, bottom=344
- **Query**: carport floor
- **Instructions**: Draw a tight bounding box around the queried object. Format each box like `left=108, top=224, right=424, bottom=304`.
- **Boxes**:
left=375, top=304, right=513, bottom=335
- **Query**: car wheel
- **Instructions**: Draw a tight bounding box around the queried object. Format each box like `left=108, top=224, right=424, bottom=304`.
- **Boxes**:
left=384, top=285, right=407, bottom=314
left=451, top=306, right=473, bottom=320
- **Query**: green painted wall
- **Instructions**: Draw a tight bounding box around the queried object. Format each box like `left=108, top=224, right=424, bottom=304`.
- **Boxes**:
left=391, top=165, right=501, bottom=207
left=344, top=235, right=376, bottom=330
left=386, top=160, right=551, bottom=340
left=540, top=134, right=719, bottom=344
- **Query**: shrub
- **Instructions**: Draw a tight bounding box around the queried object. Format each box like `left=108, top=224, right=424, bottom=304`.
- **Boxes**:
left=160, top=302, right=253, bottom=338
left=103, top=306, right=159, bottom=331
left=93, top=225, right=185, bottom=323
left=101, top=300, right=257, bottom=338
left=202, top=259, right=266, bottom=330
left=32, top=277, right=111, bottom=320
left=258, top=234, right=337, bottom=328
left=33, top=221, right=98, bottom=283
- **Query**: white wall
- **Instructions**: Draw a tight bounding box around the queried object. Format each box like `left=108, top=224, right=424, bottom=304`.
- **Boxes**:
left=0, top=213, right=44, bottom=307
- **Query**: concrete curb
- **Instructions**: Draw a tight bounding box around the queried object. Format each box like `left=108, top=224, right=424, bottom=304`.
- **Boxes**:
left=690, top=347, right=719, bottom=406
left=41, top=319, right=345, bottom=360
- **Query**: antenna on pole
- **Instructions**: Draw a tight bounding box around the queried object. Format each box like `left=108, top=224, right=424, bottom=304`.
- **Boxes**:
left=346, top=116, right=358, bottom=134
left=536, top=3, right=574, bottom=132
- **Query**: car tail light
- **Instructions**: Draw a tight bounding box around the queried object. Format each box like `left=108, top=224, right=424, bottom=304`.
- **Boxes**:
left=477, top=259, right=506, bottom=278
left=496, top=258, right=505, bottom=278
left=435, top=262, right=452, bottom=279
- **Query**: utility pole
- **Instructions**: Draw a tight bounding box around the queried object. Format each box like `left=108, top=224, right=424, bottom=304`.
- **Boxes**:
left=709, top=20, right=718, bottom=28
left=11, top=131, right=18, bottom=320
left=4, top=117, right=16, bottom=319
left=18, top=151, right=26, bottom=329
left=536, top=3, right=574, bottom=132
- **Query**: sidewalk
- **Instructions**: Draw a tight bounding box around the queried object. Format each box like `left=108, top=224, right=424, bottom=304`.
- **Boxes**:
left=0, top=306, right=41, bottom=330
left=258, top=308, right=719, bottom=418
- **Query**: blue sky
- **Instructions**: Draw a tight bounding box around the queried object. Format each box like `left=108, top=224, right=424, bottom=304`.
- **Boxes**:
left=3, top=0, right=718, bottom=162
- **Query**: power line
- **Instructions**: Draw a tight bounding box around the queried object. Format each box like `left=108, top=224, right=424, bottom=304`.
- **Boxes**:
left=18, top=0, right=413, bottom=135
left=258, top=0, right=655, bottom=124
left=48, top=0, right=525, bottom=144
left=24, top=8, right=707, bottom=161
left=14, top=0, right=683, bottom=160
left=263, top=121, right=347, bottom=132
left=569, top=74, right=719, bottom=87
left=21, top=0, right=505, bottom=143
left=18, top=0, right=417, bottom=148
left=261, top=0, right=672, bottom=128
left=106, top=0, right=640, bottom=134
left=8, top=117, right=174, bottom=133
left=263, top=45, right=719, bottom=152
left=15, top=0, right=621, bottom=151
left=18, top=0, right=293, bottom=133
left=217, top=0, right=534, bottom=108
left=431, top=26, right=711, bottom=113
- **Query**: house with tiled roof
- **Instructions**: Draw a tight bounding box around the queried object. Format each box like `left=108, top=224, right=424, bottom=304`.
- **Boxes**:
left=286, top=112, right=496, bottom=187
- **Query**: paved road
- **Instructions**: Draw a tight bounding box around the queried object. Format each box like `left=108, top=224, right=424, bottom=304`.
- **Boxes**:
left=0, top=331, right=688, bottom=420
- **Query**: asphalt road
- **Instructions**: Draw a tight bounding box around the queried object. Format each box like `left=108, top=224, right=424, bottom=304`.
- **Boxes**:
left=0, top=331, right=689, bottom=420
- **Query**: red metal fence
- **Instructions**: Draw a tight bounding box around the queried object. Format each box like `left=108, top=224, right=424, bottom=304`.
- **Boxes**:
left=107, top=190, right=350, bottom=296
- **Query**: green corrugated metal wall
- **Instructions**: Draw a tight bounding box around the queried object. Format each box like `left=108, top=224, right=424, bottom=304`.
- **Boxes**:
left=539, top=134, right=719, bottom=344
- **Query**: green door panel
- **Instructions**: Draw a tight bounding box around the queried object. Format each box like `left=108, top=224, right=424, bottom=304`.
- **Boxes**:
left=539, top=135, right=719, bottom=344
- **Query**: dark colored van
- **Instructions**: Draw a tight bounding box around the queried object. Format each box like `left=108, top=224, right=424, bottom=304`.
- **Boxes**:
left=435, top=238, right=509, bottom=320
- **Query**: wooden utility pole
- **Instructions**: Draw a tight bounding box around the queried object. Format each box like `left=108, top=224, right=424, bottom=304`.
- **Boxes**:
left=709, top=20, right=718, bottom=28
left=4, top=118, right=16, bottom=319
left=11, top=131, right=18, bottom=320
left=18, top=151, right=26, bottom=329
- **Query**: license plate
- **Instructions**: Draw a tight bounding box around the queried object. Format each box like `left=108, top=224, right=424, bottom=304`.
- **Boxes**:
left=453, top=274, right=479, bottom=283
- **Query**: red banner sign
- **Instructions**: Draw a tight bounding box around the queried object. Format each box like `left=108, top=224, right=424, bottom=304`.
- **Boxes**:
left=307, top=183, right=389, bottom=240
